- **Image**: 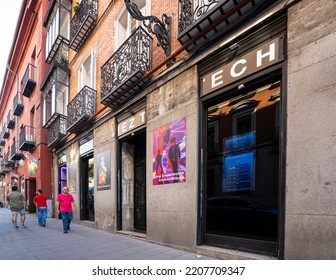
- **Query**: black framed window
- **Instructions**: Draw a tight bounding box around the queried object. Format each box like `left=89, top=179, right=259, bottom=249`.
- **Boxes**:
left=204, top=79, right=281, bottom=255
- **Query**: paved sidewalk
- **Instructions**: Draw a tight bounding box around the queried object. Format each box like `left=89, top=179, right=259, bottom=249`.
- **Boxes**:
left=0, top=208, right=216, bottom=260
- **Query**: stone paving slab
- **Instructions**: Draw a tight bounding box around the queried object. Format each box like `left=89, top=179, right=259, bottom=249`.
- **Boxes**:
left=0, top=208, right=216, bottom=260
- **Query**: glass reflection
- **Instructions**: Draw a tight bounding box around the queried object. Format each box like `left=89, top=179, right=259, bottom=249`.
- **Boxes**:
left=206, top=81, right=280, bottom=241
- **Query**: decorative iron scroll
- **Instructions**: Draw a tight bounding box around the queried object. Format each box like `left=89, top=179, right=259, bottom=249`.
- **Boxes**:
left=178, top=0, right=221, bottom=33
left=124, top=0, right=171, bottom=58
left=194, top=0, right=220, bottom=20
left=101, top=26, right=151, bottom=100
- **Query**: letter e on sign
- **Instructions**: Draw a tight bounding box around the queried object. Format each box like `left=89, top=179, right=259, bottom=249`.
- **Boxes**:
left=118, top=109, right=146, bottom=137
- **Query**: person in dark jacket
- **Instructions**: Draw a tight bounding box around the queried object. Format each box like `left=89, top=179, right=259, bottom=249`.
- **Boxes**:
left=7, top=185, right=27, bottom=228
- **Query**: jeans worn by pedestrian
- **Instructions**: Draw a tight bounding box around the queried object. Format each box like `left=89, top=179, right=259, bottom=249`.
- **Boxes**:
left=61, top=211, right=73, bottom=233
left=37, top=207, right=47, bottom=226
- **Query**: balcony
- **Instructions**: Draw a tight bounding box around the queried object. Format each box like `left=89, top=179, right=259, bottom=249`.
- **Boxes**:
left=178, top=0, right=276, bottom=50
left=67, top=86, right=96, bottom=134
left=13, top=93, right=24, bottom=116
left=100, top=26, right=152, bottom=109
left=4, top=153, right=15, bottom=168
left=0, top=160, right=10, bottom=174
left=7, top=111, right=15, bottom=129
left=70, top=0, right=98, bottom=52
left=52, top=40, right=69, bottom=66
left=11, top=141, right=24, bottom=161
left=44, top=0, right=71, bottom=63
left=21, top=64, right=37, bottom=98
left=19, top=125, right=36, bottom=152
left=41, top=64, right=70, bottom=128
left=0, top=168, right=5, bottom=177
left=2, top=125, right=9, bottom=139
left=48, top=115, right=67, bottom=148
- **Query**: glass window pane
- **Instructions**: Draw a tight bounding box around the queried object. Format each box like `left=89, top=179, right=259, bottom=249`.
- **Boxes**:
left=206, top=81, right=281, bottom=242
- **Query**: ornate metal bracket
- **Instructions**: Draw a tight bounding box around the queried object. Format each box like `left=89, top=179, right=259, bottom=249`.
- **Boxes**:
left=124, top=0, right=171, bottom=58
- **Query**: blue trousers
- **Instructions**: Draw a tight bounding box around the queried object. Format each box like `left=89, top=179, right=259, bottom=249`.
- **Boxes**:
left=37, top=207, right=47, bottom=225
left=60, top=212, right=73, bottom=231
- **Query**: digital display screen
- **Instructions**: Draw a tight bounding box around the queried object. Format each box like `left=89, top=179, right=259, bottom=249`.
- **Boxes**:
left=223, top=132, right=256, bottom=192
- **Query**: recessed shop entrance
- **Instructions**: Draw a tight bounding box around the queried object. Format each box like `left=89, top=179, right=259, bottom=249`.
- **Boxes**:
left=119, top=130, right=146, bottom=232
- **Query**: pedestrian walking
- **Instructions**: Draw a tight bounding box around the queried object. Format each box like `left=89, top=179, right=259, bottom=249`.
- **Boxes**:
left=7, top=185, right=27, bottom=228
left=33, top=189, right=48, bottom=226
left=56, top=186, right=77, bottom=233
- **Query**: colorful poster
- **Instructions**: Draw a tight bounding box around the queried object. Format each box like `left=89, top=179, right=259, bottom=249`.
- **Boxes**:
left=27, top=156, right=38, bottom=178
left=96, top=149, right=111, bottom=190
left=153, top=118, right=186, bottom=185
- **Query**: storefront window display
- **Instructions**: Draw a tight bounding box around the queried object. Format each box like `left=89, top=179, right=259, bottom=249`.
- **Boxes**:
left=205, top=80, right=281, bottom=251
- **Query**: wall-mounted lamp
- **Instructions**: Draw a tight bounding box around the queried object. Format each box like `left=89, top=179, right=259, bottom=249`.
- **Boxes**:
left=124, top=0, right=172, bottom=59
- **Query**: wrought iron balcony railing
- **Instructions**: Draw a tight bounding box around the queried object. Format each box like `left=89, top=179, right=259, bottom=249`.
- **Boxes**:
left=67, top=86, right=96, bottom=134
left=48, top=115, right=67, bottom=148
left=44, top=0, right=71, bottom=63
left=19, top=125, right=36, bottom=152
left=70, top=0, right=98, bottom=52
left=178, top=0, right=274, bottom=49
left=2, top=125, right=9, bottom=139
left=7, top=110, right=15, bottom=129
left=0, top=159, right=10, bottom=173
left=11, top=141, right=24, bottom=161
left=13, top=92, right=24, bottom=116
left=4, top=153, right=15, bottom=168
left=100, top=26, right=152, bottom=109
left=52, top=41, right=69, bottom=66
left=21, top=63, right=37, bottom=98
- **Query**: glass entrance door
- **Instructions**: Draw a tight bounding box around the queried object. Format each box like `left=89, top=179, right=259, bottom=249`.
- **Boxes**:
left=80, top=156, right=94, bottom=221
left=204, top=79, right=281, bottom=256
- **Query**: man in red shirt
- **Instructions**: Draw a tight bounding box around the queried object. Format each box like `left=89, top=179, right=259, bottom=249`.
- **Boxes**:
left=56, top=186, right=77, bottom=233
left=33, top=189, right=48, bottom=226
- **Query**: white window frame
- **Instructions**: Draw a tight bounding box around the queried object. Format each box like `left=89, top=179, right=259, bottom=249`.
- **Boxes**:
left=115, top=0, right=151, bottom=49
left=45, top=8, right=70, bottom=60
left=77, top=48, right=97, bottom=92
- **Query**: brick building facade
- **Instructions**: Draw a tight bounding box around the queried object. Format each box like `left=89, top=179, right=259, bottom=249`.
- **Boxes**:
left=1, top=0, right=336, bottom=259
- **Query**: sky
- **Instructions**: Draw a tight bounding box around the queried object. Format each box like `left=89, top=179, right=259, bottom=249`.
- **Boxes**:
left=0, top=1, right=22, bottom=91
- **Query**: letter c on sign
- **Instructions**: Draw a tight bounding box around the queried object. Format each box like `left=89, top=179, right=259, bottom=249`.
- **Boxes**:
left=230, top=59, right=247, bottom=78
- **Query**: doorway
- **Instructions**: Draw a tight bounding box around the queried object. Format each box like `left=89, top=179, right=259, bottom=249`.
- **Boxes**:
left=80, top=155, right=94, bottom=221
left=119, top=130, right=146, bottom=232
left=25, top=179, right=36, bottom=213
left=203, top=78, right=282, bottom=256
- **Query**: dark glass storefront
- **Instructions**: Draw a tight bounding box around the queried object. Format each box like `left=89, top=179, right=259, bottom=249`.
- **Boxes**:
left=204, top=78, right=281, bottom=256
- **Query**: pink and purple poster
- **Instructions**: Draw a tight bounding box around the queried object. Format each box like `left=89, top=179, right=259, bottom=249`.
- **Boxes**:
left=153, top=118, right=186, bottom=185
